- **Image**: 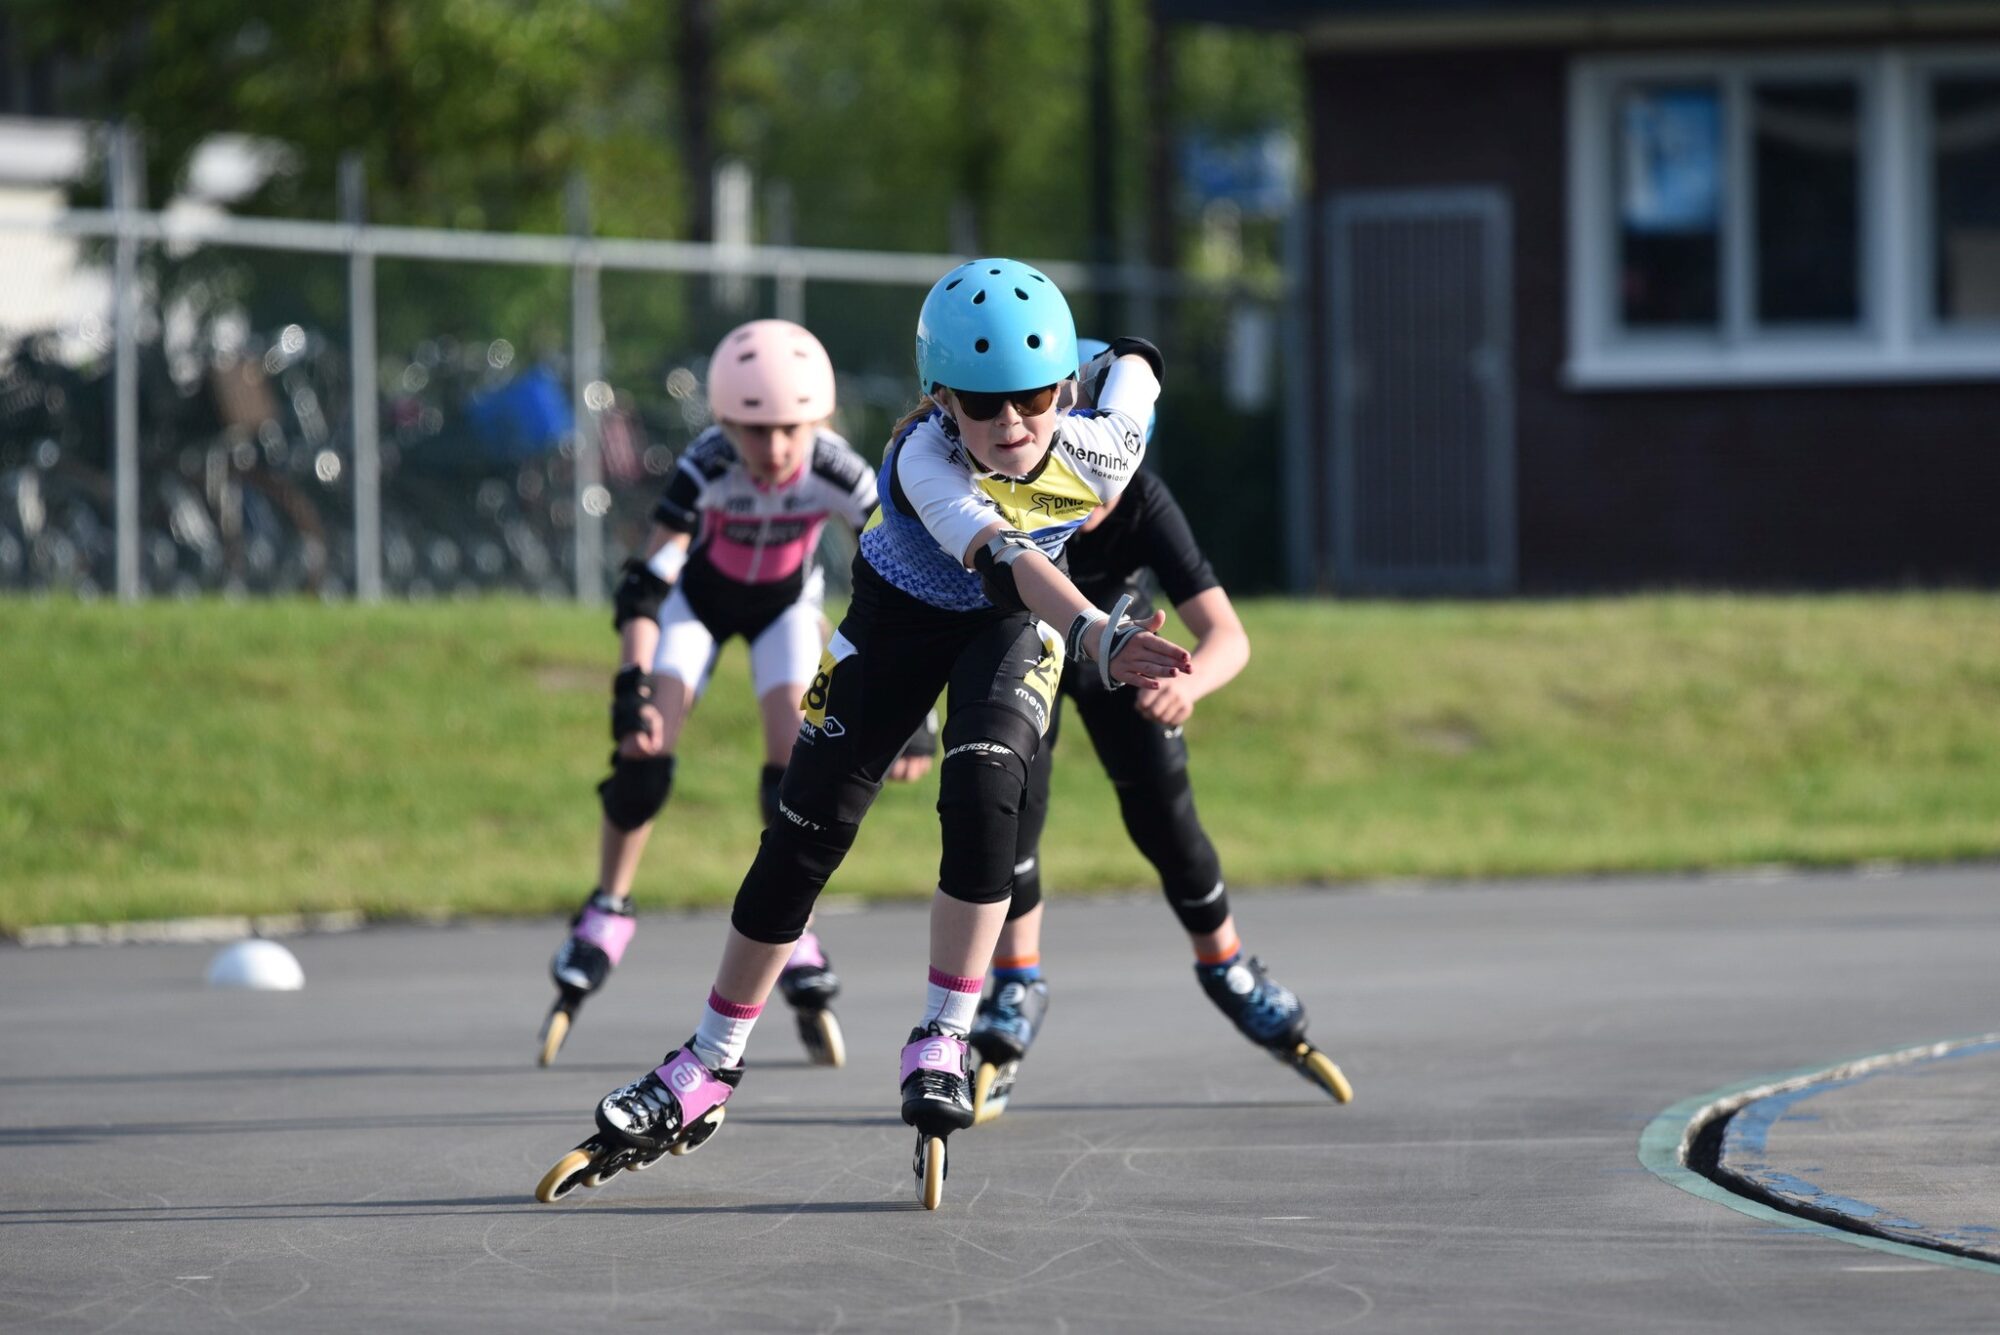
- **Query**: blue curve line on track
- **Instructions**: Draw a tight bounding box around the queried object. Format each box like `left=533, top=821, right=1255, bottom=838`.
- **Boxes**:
left=1638, top=1037, right=2000, bottom=1276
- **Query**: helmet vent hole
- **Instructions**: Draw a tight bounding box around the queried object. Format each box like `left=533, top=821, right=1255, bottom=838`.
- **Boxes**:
left=1026, top=334, right=1041, bottom=348
left=743, top=397, right=762, bottom=408
left=972, top=290, right=986, bottom=305
left=1031, top=273, right=1046, bottom=282
left=1014, top=288, right=1028, bottom=300
left=945, top=278, right=963, bottom=290
left=737, top=351, right=757, bottom=362
left=989, top=267, right=1002, bottom=274
left=974, top=338, right=990, bottom=354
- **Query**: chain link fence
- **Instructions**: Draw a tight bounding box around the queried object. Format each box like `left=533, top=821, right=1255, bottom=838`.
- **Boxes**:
left=1, top=144, right=1293, bottom=602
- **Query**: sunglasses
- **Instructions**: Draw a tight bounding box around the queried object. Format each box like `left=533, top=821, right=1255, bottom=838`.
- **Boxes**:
left=949, top=383, right=1061, bottom=421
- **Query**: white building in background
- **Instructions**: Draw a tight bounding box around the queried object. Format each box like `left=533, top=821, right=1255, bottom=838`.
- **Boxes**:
left=0, top=118, right=283, bottom=363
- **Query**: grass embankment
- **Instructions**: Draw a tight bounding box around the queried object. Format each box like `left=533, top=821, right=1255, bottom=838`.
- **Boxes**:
left=3, top=594, right=1998, bottom=931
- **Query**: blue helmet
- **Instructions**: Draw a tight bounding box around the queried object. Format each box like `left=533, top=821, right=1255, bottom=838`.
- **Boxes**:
left=1074, top=337, right=1155, bottom=444
left=915, top=258, right=1078, bottom=394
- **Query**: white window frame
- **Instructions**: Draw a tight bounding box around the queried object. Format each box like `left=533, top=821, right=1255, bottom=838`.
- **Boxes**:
left=1567, top=46, right=2000, bottom=387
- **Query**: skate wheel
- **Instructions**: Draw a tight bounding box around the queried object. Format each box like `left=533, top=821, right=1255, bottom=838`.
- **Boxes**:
left=581, top=1162, right=623, bottom=1188
left=810, top=1009, right=846, bottom=1069
left=537, top=1010, right=570, bottom=1067
left=670, top=1103, right=727, bottom=1157
left=917, top=1135, right=946, bottom=1211
left=971, top=1062, right=1002, bottom=1125
left=1299, top=1046, right=1354, bottom=1104
left=534, top=1148, right=596, bottom=1204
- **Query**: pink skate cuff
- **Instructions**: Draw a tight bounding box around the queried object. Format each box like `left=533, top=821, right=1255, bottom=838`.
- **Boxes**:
left=655, top=1049, right=732, bottom=1122
left=900, top=1032, right=967, bottom=1084
left=575, top=906, right=637, bottom=966
left=706, top=988, right=764, bottom=1021
left=786, top=932, right=827, bottom=972
left=927, top=966, right=983, bottom=994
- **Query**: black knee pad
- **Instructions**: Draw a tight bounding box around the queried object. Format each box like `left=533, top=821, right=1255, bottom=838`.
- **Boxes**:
left=1006, top=851, right=1042, bottom=920
left=598, top=753, right=676, bottom=832
left=1113, top=766, right=1229, bottom=934
left=758, top=763, right=785, bottom=830
left=935, top=704, right=1040, bottom=905
left=729, top=810, right=862, bottom=943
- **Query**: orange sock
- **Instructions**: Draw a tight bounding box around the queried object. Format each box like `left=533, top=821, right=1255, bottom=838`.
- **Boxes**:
left=1194, top=933, right=1241, bottom=967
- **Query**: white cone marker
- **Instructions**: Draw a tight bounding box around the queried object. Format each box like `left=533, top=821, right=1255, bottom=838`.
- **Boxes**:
left=205, top=939, right=305, bottom=991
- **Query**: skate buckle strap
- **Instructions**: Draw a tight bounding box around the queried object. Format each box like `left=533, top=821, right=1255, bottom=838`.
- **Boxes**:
left=654, top=1049, right=731, bottom=1122
left=900, top=1034, right=967, bottom=1084
left=576, top=906, right=637, bottom=965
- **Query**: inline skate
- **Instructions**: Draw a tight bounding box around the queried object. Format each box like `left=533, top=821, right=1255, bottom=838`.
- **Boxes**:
left=533, top=1044, right=741, bottom=1203
left=537, top=889, right=637, bottom=1066
left=967, top=976, right=1049, bottom=1124
left=900, top=1024, right=975, bottom=1210
left=777, top=931, right=846, bottom=1067
left=1195, top=955, right=1353, bottom=1103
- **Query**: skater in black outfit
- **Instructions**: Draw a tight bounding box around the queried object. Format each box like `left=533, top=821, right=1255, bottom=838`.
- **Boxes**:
left=968, top=351, right=1351, bottom=1120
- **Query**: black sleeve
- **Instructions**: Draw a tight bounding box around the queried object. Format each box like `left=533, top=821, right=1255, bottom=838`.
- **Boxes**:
left=650, top=468, right=704, bottom=534
left=1132, top=473, right=1218, bottom=607
left=651, top=429, right=732, bottom=534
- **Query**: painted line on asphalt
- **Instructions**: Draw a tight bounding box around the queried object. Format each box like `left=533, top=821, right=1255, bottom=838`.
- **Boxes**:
left=1638, top=1034, right=2000, bottom=1277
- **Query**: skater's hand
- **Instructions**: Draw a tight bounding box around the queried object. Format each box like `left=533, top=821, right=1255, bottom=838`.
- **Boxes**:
left=616, top=704, right=666, bottom=758
left=1105, top=610, right=1193, bottom=692
left=886, top=752, right=933, bottom=783
left=1133, top=674, right=1196, bottom=726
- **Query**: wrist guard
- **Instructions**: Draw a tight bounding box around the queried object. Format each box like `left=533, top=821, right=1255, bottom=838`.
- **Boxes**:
left=1065, top=592, right=1142, bottom=691
left=611, top=665, right=655, bottom=740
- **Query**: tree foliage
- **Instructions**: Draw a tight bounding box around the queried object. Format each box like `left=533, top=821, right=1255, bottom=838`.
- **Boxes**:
left=25, top=0, right=1300, bottom=261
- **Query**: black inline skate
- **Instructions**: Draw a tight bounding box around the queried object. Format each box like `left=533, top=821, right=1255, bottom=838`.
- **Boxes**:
left=777, top=931, right=846, bottom=1067
left=899, top=1024, right=975, bottom=1210
left=537, top=889, right=637, bottom=1066
left=967, top=976, right=1049, bottom=1124
left=533, top=1043, right=741, bottom=1203
left=1194, top=955, right=1353, bottom=1104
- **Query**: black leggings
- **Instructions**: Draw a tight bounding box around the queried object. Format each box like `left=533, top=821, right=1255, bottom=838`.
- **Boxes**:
left=728, top=572, right=1061, bottom=944
left=1010, top=665, right=1230, bottom=936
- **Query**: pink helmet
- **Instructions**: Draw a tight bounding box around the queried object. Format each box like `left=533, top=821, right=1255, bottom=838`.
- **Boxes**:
left=705, top=319, right=836, bottom=426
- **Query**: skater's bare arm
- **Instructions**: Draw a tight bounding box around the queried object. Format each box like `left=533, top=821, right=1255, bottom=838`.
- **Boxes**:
left=1135, top=587, right=1248, bottom=727
left=960, top=522, right=1190, bottom=690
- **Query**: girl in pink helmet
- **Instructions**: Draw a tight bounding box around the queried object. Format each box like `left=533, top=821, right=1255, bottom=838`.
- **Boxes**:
left=538, top=319, right=927, bottom=1068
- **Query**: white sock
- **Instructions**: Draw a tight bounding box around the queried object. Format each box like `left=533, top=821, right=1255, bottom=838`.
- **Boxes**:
left=922, top=967, right=983, bottom=1037
left=691, top=988, right=761, bottom=1069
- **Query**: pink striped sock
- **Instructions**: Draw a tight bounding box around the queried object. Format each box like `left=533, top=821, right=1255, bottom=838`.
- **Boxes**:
left=922, top=966, right=983, bottom=1037
left=691, top=987, right=763, bottom=1069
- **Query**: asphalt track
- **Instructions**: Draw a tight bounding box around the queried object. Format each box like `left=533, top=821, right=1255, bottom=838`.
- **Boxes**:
left=4, top=866, right=1998, bottom=1333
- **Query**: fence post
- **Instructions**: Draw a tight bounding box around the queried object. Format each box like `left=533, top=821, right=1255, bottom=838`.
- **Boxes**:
left=1281, top=201, right=1315, bottom=594
left=340, top=153, right=383, bottom=602
left=568, top=174, right=605, bottom=604
left=110, top=123, right=142, bottom=603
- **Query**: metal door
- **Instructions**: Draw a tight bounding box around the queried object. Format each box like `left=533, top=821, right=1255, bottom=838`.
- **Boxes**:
left=1327, top=189, right=1515, bottom=592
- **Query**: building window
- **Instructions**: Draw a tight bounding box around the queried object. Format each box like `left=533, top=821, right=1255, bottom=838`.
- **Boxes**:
left=1569, top=49, right=2000, bottom=386
left=1617, top=82, right=1724, bottom=329
left=1753, top=80, right=1862, bottom=327
left=1930, top=74, right=2000, bottom=325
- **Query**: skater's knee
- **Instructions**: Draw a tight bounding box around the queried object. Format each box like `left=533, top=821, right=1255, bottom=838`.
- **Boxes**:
left=599, top=754, right=676, bottom=831
left=729, top=811, right=863, bottom=942
left=758, top=763, right=785, bottom=829
left=936, top=708, right=1036, bottom=905
left=1006, top=853, right=1042, bottom=919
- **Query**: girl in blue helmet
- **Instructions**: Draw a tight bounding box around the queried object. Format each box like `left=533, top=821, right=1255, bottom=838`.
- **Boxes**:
left=534, top=260, right=1187, bottom=1210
